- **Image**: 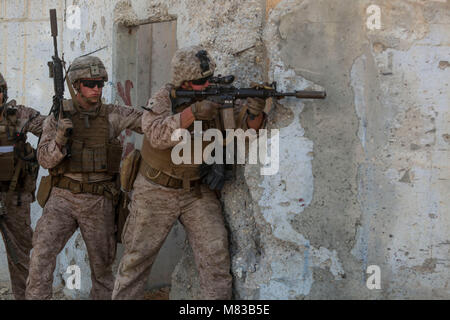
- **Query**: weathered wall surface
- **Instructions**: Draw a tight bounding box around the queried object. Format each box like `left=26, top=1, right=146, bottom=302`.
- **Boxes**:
left=169, top=0, right=450, bottom=300
left=256, top=0, right=449, bottom=300
left=0, top=0, right=63, bottom=287
left=0, top=0, right=448, bottom=299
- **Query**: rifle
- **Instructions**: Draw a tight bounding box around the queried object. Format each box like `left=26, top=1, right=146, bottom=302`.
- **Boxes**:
left=171, top=76, right=326, bottom=190
left=0, top=200, right=18, bottom=265
left=47, top=9, right=72, bottom=156
left=171, top=75, right=326, bottom=129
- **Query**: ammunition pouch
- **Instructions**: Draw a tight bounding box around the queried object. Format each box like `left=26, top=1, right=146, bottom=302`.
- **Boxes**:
left=63, top=141, right=122, bottom=174
left=0, top=149, right=14, bottom=181
left=120, top=149, right=141, bottom=192
left=50, top=102, right=122, bottom=176
left=36, top=175, right=53, bottom=208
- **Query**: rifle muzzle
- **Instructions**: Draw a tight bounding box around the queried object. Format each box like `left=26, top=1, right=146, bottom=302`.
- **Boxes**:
left=295, top=91, right=327, bottom=99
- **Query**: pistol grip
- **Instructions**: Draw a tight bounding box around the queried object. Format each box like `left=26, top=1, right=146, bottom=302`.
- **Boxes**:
left=65, top=128, right=73, bottom=137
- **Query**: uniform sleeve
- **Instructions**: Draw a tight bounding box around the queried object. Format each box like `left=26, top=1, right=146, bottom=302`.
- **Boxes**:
left=16, top=105, right=46, bottom=136
left=142, top=86, right=182, bottom=150
left=107, top=104, right=143, bottom=138
left=37, top=115, right=67, bottom=169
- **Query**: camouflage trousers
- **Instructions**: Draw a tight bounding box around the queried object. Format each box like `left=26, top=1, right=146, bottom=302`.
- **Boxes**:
left=112, top=173, right=232, bottom=300
left=25, top=187, right=116, bottom=300
left=0, top=191, right=33, bottom=300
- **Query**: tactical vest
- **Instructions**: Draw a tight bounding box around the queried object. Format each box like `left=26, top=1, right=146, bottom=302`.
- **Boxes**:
left=140, top=99, right=214, bottom=188
left=49, top=101, right=122, bottom=176
left=140, top=91, right=247, bottom=190
left=0, top=105, right=18, bottom=182
left=0, top=101, right=39, bottom=193
left=140, top=135, right=205, bottom=183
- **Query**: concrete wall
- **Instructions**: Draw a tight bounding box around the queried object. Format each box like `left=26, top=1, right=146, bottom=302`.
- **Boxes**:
left=0, top=0, right=449, bottom=299
left=0, top=0, right=63, bottom=286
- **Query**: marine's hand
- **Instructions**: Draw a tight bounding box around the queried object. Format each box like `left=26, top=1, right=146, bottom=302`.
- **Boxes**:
left=246, top=97, right=266, bottom=117
left=191, top=100, right=220, bottom=120
left=200, top=163, right=225, bottom=191
left=56, top=118, right=73, bottom=146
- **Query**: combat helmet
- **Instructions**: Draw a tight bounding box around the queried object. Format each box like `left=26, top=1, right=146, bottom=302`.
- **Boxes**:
left=0, top=72, right=7, bottom=103
left=68, top=55, right=108, bottom=85
left=171, top=45, right=216, bottom=87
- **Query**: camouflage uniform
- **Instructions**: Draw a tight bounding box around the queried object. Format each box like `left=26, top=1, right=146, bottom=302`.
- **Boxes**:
left=25, top=56, right=143, bottom=300
left=113, top=46, right=265, bottom=300
left=0, top=72, right=45, bottom=300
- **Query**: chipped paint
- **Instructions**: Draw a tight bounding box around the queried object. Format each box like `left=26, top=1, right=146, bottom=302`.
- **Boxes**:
left=0, top=0, right=448, bottom=300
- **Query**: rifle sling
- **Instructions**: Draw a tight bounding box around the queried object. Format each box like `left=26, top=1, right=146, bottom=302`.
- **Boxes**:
left=66, top=76, right=79, bottom=110
left=8, top=159, right=24, bottom=193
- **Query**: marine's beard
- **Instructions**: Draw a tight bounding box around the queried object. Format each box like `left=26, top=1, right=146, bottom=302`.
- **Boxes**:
left=85, top=96, right=100, bottom=105
left=78, top=93, right=101, bottom=110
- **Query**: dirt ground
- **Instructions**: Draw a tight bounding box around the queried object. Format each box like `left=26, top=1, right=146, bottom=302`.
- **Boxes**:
left=0, top=285, right=170, bottom=300
left=0, top=285, right=69, bottom=300
left=0, top=286, right=13, bottom=300
left=143, top=286, right=170, bottom=300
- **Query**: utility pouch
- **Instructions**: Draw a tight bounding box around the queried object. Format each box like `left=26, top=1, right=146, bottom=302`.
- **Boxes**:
left=36, top=175, right=53, bottom=208
left=120, top=149, right=141, bottom=192
left=107, top=142, right=123, bottom=174
left=23, top=143, right=39, bottom=193
left=0, top=150, right=14, bottom=181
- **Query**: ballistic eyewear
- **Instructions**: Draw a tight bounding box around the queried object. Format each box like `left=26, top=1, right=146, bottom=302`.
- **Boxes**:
left=80, top=79, right=105, bottom=89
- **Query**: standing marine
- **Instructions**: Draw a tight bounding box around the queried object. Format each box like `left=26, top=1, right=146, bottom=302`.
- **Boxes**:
left=25, top=56, right=143, bottom=300
left=112, top=45, right=266, bottom=299
left=0, top=72, right=45, bottom=300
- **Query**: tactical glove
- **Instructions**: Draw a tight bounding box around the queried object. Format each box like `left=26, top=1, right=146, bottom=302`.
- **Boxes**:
left=200, top=163, right=226, bottom=191
left=245, top=97, right=266, bottom=118
left=56, top=118, right=73, bottom=146
left=191, top=100, right=220, bottom=120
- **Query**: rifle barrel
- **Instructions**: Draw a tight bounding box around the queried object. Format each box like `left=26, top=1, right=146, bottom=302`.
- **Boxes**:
left=50, top=9, right=58, bottom=37
left=292, top=90, right=326, bottom=99
left=50, top=9, right=59, bottom=57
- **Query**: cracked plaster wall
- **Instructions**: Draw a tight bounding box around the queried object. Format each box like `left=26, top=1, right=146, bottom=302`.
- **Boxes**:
left=170, top=0, right=449, bottom=300
left=0, top=0, right=448, bottom=299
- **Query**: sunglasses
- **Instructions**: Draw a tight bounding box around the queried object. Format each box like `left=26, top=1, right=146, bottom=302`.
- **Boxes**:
left=0, top=87, right=5, bottom=94
left=80, top=80, right=105, bottom=88
left=191, top=77, right=210, bottom=85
